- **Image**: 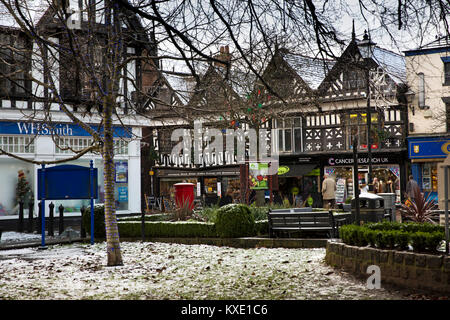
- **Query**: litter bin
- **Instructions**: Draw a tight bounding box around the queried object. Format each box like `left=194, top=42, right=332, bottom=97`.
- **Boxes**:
left=378, top=193, right=396, bottom=222
left=351, top=193, right=389, bottom=223
left=174, top=183, right=195, bottom=210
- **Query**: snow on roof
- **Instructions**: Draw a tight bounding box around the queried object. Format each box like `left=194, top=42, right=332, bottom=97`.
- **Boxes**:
left=164, top=72, right=196, bottom=105
left=371, top=46, right=406, bottom=84
left=281, top=52, right=336, bottom=90
left=0, top=0, right=48, bottom=29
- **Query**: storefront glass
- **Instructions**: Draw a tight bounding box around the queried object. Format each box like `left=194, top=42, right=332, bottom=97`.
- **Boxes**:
left=221, top=177, right=240, bottom=201
left=421, top=162, right=438, bottom=193
left=0, top=159, right=34, bottom=216
left=324, top=164, right=401, bottom=204
left=160, top=178, right=199, bottom=199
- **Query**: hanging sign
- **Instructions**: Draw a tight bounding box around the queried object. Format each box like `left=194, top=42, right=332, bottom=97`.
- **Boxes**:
left=249, top=162, right=269, bottom=189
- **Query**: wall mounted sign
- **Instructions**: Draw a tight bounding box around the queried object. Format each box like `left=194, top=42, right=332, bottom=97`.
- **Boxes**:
left=0, top=121, right=132, bottom=138
left=327, top=155, right=395, bottom=166
left=408, top=136, right=450, bottom=159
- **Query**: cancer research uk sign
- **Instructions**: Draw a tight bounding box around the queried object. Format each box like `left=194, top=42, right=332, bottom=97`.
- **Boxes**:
left=0, top=121, right=131, bottom=138
left=327, top=155, right=392, bottom=166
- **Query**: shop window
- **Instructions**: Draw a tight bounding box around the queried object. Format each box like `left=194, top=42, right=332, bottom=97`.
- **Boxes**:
left=274, top=117, right=302, bottom=153
left=422, top=163, right=437, bottom=192
left=0, top=136, right=35, bottom=153
left=55, top=137, right=128, bottom=155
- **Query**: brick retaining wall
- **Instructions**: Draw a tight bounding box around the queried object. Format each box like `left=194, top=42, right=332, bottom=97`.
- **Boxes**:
left=325, top=240, right=450, bottom=294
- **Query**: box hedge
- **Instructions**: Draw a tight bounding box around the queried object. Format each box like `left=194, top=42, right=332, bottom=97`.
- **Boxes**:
left=118, top=221, right=217, bottom=238
left=340, top=222, right=444, bottom=253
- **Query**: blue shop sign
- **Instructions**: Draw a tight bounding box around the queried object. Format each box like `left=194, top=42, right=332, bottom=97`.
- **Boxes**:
left=408, top=136, right=450, bottom=159
left=0, top=121, right=132, bottom=138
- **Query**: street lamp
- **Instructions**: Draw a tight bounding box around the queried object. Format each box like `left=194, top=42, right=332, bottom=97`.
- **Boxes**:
left=358, top=30, right=376, bottom=191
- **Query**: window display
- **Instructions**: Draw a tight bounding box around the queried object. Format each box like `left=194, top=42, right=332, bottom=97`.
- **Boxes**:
left=324, top=164, right=401, bottom=203
left=422, top=162, right=437, bottom=192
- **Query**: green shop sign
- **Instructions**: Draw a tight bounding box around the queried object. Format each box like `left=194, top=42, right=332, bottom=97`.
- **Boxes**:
left=277, top=166, right=290, bottom=175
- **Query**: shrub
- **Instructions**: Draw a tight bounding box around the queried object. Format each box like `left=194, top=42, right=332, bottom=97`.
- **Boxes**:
left=249, top=206, right=270, bottom=221
left=395, top=231, right=410, bottom=250
left=399, top=192, right=437, bottom=223
left=215, top=204, right=255, bottom=238
left=82, top=204, right=106, bottom=238
left=254, top=220, right=269, bottom=236
left=339, top=222, right=444, bottom=253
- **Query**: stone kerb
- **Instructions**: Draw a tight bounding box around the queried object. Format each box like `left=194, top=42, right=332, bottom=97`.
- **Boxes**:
left=325, top=240, right=450, bottom=294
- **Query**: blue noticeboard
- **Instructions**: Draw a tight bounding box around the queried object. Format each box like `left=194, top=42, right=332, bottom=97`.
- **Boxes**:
left=38, top=165, right=98, bottom=200
left=37, top=163, right=98, bottom=248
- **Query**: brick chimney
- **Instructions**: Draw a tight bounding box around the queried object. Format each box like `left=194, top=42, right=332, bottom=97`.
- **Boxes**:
left=214, top=45, right=231, bottom=69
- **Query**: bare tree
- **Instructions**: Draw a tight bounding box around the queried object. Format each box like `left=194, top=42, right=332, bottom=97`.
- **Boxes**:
left=0, top=0, right=160, bottom=266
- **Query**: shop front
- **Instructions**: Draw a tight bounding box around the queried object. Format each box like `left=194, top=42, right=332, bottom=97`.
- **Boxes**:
left=0, top=120, right=141, bottom=216
left=407, top=135, right=450, bottom=204
left=322, top=153, right=405, bottom=204
left=276, top=156, right=321, bottom=207
left=155, top=166, right=241, bottom=207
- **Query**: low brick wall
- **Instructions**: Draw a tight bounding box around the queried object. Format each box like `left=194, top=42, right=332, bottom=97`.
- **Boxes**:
left=325, top=240, right=450, bottom=294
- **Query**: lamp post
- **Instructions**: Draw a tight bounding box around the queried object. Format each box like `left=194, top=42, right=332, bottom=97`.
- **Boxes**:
left=358, top=30, right=376, bottom=192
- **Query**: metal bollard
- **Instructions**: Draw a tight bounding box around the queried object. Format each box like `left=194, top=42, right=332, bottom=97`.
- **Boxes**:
left=18, top=202, right=24, bottom=232
left=80, top=206, right=86, bottom=238
left=48, top=202, right=54, bottom=237
left=37, top=201, right=42, bottom=234
left=27, top=201, right=34, bottom=233
left=58, top=204, right=64, bottom=235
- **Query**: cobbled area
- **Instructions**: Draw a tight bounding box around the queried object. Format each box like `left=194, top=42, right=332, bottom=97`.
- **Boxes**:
left=0, top=241, right=443, bottom=300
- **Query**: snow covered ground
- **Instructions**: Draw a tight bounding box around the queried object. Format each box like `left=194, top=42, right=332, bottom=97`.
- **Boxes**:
left=0, top=231, right=44, bottom=243
left=0, top=241, right=442, bottom=300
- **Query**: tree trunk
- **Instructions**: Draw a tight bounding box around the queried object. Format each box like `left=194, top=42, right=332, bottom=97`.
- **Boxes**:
left=103, top=95, right=123, bottom=266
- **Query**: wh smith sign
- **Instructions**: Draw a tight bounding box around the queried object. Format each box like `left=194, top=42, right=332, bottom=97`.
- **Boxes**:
left=0, top=121, right=131, bottom=138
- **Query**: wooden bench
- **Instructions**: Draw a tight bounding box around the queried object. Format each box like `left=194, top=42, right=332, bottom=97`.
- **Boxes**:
left=268, top=209, right=337, bottom=238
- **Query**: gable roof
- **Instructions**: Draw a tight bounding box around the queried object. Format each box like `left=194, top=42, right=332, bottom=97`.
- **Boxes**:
left=280, top=51, right=335, bottom=90
left=371, top=46, right=406, bottom=84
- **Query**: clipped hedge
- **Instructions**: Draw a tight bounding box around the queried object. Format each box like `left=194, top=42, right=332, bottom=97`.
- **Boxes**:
left=118, top=214, right=171, bottom=222
left=340, top=222, right=444, bottom=253
left=82, top=204, right=106, bottom=238
left=118, top=221, right=217, bottom=238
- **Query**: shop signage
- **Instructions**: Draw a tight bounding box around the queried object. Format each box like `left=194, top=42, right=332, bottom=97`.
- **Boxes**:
left=0, top=121, right=131, bottom=138
left=327, top=155, right=392, bottom=166
left=277, top=166, right=290, bottom=175
left=157, top=169, right=240, bottom=177
left=408, top=137, right=450, bottom=159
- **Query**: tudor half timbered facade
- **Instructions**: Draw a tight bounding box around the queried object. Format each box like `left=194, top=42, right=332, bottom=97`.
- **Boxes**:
left=261, top=31, right=408, bottom=206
